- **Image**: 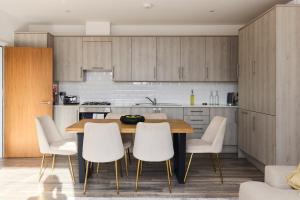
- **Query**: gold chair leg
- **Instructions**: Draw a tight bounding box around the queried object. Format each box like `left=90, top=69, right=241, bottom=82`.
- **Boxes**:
left=168, top=160, right=173, bottom=177
left=166, top=160, right=172, bottom=193
left=135, top=160, right=141, bottom=192
left=216, top=154, right=224, bottom=184
left=96, top=163, right=100, bottom=174
left=83, top=161, right=89, bottom=194
left=51, top=154, right=56, bottom=171
left=124, top=151, right=129, bottom=177
left=184, top=153, right=194, bottom=183
left=39, top=154, right=45, bottom=181
left=210, top=154, right=217, bottom=173
left=68, top=156, right=75, bottom=184
left=139, top=161, right=143, bottom=175
left=115, top=160, right=120, bottom=194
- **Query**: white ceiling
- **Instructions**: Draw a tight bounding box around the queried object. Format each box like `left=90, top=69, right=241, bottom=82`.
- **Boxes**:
left=0, top=0, right=289, bottom=25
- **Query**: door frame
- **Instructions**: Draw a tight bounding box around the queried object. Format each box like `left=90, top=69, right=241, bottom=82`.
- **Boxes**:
left=0, top=45, right=3, bottom=158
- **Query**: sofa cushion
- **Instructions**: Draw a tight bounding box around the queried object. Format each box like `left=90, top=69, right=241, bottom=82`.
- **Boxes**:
left=239, top=181, right=300, bottom=200
left=265, top=165, right=297, bottom=189
left=288, top=164, right=300, bottom=190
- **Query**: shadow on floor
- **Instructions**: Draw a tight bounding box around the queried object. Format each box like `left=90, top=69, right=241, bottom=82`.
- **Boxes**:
left=27, top=175, right=67, bottom=200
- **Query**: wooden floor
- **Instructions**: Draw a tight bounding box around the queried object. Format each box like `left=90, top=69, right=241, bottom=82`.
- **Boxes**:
left=0, top=154, right=263, bottom=199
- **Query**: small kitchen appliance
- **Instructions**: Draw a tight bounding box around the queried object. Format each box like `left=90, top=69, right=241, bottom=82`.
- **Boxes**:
left=227, top=92, right=238, bottom=106
left=63, top=95, right=80, bottom=105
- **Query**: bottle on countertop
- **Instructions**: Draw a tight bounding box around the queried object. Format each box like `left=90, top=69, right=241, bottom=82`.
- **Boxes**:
left=215, top=90, right=219, bottom=105
left=190, top=89, right=195, bottom=106
left=210, top=91, right=214, bottom=105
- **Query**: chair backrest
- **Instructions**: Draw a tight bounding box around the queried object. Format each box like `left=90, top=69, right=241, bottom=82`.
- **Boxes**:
left=133, top=122, right=174, bottom=162
left=201, top=116, right=227, bottom=153
left=143, top=113, right=168, bottom=120
left=83, top=122, right=124, bottom=163
left=105, top=113, right=127, bottom=119
left=35, top=116, right=63, bottom=154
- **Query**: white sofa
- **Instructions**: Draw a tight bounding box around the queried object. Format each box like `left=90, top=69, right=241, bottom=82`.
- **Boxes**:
left=239, top=165, right=300, bottom=200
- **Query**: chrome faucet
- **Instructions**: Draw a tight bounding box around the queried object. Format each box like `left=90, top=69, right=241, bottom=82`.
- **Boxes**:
left=145, top=97, right=157, bottom=105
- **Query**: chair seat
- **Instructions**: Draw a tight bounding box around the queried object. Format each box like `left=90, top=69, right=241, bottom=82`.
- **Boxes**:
left=50, top=140, right=77, bottom=155
left=186, top=139, right=215, bottom=153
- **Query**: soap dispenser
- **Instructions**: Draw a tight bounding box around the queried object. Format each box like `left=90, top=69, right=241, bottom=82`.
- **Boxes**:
left=190, top=89, right=195, bottom=106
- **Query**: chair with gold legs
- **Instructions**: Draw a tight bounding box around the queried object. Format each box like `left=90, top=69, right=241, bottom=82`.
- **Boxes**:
left=82, top=122, right=124, bottom=194
left=35, top=116, right=77, bottom=183
left=184, top=116, right=227, bottom=184
left=133, top=122, right=174, bottom=193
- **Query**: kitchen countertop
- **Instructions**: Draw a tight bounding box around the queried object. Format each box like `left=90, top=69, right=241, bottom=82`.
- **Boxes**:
left=55, top=104, right=238, bottom=108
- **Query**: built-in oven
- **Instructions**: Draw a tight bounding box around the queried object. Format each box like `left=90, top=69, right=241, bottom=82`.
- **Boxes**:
left=79, top=106, right=111, bottom=120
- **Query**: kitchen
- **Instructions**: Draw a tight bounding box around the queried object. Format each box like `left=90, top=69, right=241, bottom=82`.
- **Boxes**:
left=1, top=0, right=300, bottom=200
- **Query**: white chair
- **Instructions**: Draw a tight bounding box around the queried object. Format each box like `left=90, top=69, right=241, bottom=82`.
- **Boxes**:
left=105, top=113, right=132, bottom=176
left=184, top=116, right=227, bottom=183
left=133, top=122, right=174, bottom=193
left=35, top=116, right=77, bottom=183
left=82, top=122, right=124, bottom=194
left=143, top=113, right=168, bottom=120
left=239, top=165, right=299, bottom=200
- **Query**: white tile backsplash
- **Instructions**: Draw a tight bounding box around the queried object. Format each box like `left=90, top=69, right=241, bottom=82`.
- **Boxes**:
left=59, top=72, right=237, bottom=105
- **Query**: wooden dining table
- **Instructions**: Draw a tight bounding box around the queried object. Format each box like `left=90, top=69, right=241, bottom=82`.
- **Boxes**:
left=65, top=119, right=193, bottom=184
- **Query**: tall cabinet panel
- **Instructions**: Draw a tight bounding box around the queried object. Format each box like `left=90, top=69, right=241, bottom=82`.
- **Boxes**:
left=181, top=37, right=206, bottom=81
left=206, top=37, right=237, bottom=81
left=156, top=37, right=181, bottom=81
left=112, top=37, right=132, bottom=81
left=54, top=37, right=83, bottom=82
left=131, top=37, right=157, bottom=81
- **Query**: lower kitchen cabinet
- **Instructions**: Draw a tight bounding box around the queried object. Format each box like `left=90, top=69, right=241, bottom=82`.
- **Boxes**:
left=238, top=109, right=275, bottom=165
left=54, top=105, right=79, bottom=140
left=131, top=107, right=183, bottom=119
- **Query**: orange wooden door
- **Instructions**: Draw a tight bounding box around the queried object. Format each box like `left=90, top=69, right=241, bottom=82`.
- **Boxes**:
left=4, top=47, right=53, bottom=157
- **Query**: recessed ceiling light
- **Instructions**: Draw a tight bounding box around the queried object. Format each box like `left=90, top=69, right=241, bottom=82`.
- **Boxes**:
left=65, top=9, right=71, bottom=13
left=143, top=3, right=153, bottom=9
left=209, top=10, right=215, bottom=13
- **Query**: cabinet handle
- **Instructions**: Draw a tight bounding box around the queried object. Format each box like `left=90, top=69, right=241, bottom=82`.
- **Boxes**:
left=206, top=66, right=209, bottom=79
left=191, top=110, right=203, bottom=113
left=80, top=67, right=83, bottom=78
left=92, top=67, right=104, bottom=69
left=191, top=119, right=204, bottom=122
left=252, top=60, right=256, bottom=75
left=178, top=67, right=181, bottom=80
left=235, top=110, right=238, bottom=123
left=153, top=67, right=156, bottom=80
left=112, top=66, right=115, bottom=79
left=236, top=64, right=239, bottom=78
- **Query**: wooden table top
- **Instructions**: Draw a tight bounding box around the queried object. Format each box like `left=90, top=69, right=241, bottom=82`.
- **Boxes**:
left=65, top=119, right=194, bottom=134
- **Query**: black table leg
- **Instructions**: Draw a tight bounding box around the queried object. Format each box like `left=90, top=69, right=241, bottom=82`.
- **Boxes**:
left=77, top=133, right=85, bottom=183
left=173, top=133, right=186, bottom=184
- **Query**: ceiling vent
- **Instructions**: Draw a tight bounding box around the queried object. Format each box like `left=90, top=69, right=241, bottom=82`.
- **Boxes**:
left=85, top=21, right=111, bottom=35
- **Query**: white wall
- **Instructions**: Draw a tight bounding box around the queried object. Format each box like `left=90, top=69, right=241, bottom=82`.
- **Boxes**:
left=59, top=72, right=237, bottom=106
left=0, top=11, right=26, bottom=45
left=28, top=24, right=241, bottom=36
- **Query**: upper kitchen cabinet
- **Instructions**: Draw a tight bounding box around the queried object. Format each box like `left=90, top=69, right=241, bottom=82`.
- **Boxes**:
left=206, top=37, right=238, bottom=82
left=54, top=37, right=83, bottom=82
left=180, top=37, right=206, bottom=81
left=14, top=32, right=53, bottom=48
left=82, top=37, right=112, bottom=71
left=156, top=37, right=181, bottom=81
left=112, top=37, right=132, bottom=81
left=131, top=37, right=157, bottom=81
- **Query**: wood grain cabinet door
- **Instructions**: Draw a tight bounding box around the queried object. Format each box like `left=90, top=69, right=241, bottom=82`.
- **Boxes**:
left=156, top=37, right=181, bottom=81
left=112, top=37, right=132, bottom=81
left=83, top=40, right=112, bottom=71
left=131, top=37, right=157, bottom=81
left=210, top=108, right=238, bottom=146
left=238, top=109, right=251, bottom=153
left=4, top=47, right=53, bottom=157
left=181, top=37, right=206, bottom=81
left=206, top=37, right=237, bottom=81
left=54, top=37, right=83, bottom=81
